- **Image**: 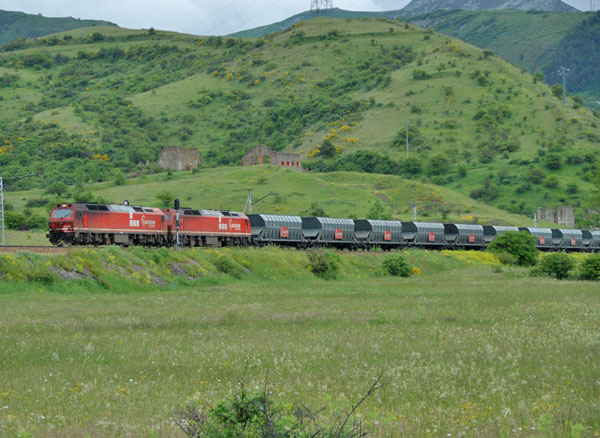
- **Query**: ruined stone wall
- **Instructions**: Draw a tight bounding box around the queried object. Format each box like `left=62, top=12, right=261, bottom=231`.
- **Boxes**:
left=158, top=147, right=200, bottom=171
left=537, top=205, right=575, bottom=228
left=242, top=145, right=303, bottom=171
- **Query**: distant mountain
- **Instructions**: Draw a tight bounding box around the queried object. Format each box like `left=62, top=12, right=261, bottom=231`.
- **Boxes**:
left=400, top=0, right=579, bottom=17
left=0, top=9, right=116, bottom=48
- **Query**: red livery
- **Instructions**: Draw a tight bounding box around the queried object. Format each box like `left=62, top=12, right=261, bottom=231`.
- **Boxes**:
left=48, top=203, right=250, bottom=247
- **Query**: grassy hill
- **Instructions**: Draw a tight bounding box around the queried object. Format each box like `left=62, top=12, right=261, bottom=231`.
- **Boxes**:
left=0, top=9, right=115, bottom=48
left=1, top=18, right=599, bottom=226
left=410, top=9, right=588, bottom=72
left=234, top=9, right=599, bottom=106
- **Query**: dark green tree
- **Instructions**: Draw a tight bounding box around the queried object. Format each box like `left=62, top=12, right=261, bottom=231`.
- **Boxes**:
left=487, top=231, right=538, bottom=267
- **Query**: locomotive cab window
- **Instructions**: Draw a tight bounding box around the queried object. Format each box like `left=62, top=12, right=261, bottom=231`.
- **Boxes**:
left=78, top=212, right=83, bottom=219
left=52, top=209, right=72, bottom=218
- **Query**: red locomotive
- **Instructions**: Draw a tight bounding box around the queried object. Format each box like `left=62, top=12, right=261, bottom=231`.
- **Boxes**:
left=47, top=202, right=250, bottom=247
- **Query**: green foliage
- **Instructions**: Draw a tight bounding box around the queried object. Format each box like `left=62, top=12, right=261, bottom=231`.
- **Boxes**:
left=176, top=379, right=379, bottom=438
left=301, top=202, right=328, bottom=218
left=156, top=190, right=175, bottom=208
left=551, top=84, right=564, bottom=100
left=544, top=153, right=562, bottom=170
left=211, top=253, right=245, bottom=279
left=487, top=231, right=538, bottom=267
left=425, top=154, right=450, bottom=176
left=5, top=209, right=46, bottom=230
left=578, top=254, right=600, bottom=281
left=307, top=251, right=340, bottom=280
left=382, top=255, right=412, bottom=277
left=366, top=200, right=392, bottom=220
left=537, top=253, right=575, bottom=280
left=306, top=150, right=400, bottom=175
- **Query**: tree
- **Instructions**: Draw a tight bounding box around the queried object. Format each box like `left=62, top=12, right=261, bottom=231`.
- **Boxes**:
left=45, top=181, right=68, bottom=198
left=487, top=231, right=538, bottom=267
left=538, top=253, right=575, bottom=280
left=367, top=200, right=392, bottom=220
left=425, top=154, right=450, bottom=176
left=156, top=191, right=175, bottom=208
left=318, top=139, right=337, bottom=159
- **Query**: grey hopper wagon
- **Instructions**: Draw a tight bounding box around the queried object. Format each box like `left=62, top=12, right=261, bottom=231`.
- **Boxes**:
left=582, top=230, right=600, bottom=250
left=402, top=222, right=445, bottom=247
left=354, top=219, right=403, bottom=250
left=483, top=226, right=519, bottom=243
left=444, top=223, right=484, bottom=248
left=248, top=214, right=302, bottom=247
left=552, top=229, right=584, bottom=251
left=301, top=217, right=355, bottom=248
left=519, top=227, right=554, bottom=250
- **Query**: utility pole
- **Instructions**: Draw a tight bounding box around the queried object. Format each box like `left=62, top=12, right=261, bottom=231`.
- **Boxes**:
left=534, top=211, right=537, bottom=228
left=558, top=66, right=569, bottom=105
left=244, top=189, right=253, bottom=214
left=0, top=177, right=4, bottom=246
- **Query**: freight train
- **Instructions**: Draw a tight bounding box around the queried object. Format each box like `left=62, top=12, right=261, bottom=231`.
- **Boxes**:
left=47, top=201, right=600, bottom=252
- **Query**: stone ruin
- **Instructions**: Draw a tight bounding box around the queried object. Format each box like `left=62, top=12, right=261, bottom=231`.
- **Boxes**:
left=158, top=147, right=200, bottom=171
left=537, top=205, right=575, bottom=228
left=242, top=144, right=304, bottom=171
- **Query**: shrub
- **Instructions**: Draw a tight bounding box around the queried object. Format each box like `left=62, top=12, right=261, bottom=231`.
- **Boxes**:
left=579, top=254, right=600, bottom=280
left=487, top=231, right=538, bottom=267
left=495, top=251, right=518, bottom=266
left=307, top=251, right=340, bottom=279
left=382, top=255, right=412, bottom=277
left=212, top=253, right=245, bottom=279
left=538, top=253, right=575, bottom=279
left=175, top=377, right=381, bottom=438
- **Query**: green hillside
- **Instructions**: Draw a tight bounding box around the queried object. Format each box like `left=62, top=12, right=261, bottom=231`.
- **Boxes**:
left=0, top=9, right=115, bottom=48
left=410, top=9, right=587, bottom=72
left=1, top=18, right=599, bottom=225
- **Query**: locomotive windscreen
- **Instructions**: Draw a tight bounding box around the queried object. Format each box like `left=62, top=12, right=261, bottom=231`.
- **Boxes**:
left=52, top=209, right=72, bottom=218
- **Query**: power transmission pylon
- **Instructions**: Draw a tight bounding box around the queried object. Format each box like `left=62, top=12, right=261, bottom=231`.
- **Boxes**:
left=311, top=0, right=333, bottom=15
left=558, top=66, right=569, bottom=105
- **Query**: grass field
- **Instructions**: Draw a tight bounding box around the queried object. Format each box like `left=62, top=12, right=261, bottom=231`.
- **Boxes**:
left=0, top=248, right=599, bottom=437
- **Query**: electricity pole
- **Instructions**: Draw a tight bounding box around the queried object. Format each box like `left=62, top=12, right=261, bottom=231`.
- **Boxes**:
left=558, top=66, right=569, bottom=105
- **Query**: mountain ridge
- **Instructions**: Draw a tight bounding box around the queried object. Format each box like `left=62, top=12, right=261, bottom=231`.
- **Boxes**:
left=0, top=9, right=116, bottom=48
left=400, top=0, right=579, bottom=17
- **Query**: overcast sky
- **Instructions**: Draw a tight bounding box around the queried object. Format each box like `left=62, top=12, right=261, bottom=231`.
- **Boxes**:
left=0, top=0, right=593, bottom=36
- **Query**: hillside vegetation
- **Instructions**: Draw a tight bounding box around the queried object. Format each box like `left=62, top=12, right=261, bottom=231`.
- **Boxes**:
left=0, top=9, right=115, bottom=48
left=1, top=18, right=599, bottom=223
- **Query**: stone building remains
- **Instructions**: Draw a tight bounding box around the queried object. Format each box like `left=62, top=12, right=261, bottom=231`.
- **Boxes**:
left=158, top=147, right=200, bottom=171
left=537, top=205, right=575, bottom=228
left=242, top=144, right=303, bottom=171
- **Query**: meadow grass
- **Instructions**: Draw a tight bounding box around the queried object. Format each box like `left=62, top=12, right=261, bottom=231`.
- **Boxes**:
left=0, top=248, right=598, bottom=437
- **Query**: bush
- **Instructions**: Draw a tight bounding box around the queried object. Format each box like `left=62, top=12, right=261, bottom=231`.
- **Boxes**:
left=307, top=251, right=340, bottom=280
left=487, top=231, right=538, bottom=267
left=175, top=377, right=381, bottom=438
left=537, top=253, right=575, bottom=279
left=579, top=254, right=600, bottom=280
left=382, top=255, right=412, bottom=277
